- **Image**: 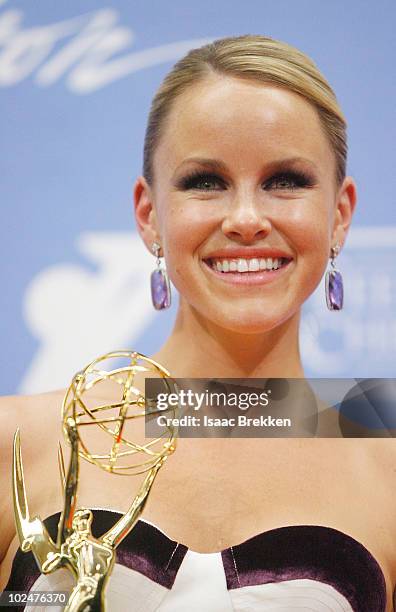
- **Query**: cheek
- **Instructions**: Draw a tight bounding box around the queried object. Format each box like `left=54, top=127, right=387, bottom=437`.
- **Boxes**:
left=285, top=202, right=332, bottom=290
left=160, top=204, right=216, bottom=281
left=285, top=195, right=332, bottom=247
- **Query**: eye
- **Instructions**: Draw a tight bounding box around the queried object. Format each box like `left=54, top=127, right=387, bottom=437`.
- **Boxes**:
left=264, top=171, right=315, bottom=191
left=177, top=171, right=225, bottom=191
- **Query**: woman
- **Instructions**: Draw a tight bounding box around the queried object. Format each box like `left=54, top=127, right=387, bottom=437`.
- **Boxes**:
left=1, top=35, right=395, bottom=611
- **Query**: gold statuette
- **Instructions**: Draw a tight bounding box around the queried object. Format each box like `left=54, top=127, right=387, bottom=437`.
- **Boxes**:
left=13, top=350, right=177, bottom=611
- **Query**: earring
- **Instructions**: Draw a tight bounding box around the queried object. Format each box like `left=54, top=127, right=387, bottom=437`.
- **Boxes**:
left=150, top=242, right=171, bottom=310
left=325, top=244, right=343, bottom=311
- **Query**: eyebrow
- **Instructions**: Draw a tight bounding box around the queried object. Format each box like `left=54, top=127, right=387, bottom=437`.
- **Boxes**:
left=174, top=157, right=228, bottom=174
left=174, top=156, right=319, bottom=174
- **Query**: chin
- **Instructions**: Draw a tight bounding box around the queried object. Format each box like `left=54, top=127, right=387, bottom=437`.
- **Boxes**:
left=208, top=308, right=297, bottom=335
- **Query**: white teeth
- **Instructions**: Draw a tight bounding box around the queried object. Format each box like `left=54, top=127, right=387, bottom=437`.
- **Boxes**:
left=248, top=258, right=260, bottom=272
left=210, top=257, right=286, bottom=273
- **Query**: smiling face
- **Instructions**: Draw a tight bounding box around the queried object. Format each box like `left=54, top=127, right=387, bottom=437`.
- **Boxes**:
left=135, top=75, right=355, bottom=334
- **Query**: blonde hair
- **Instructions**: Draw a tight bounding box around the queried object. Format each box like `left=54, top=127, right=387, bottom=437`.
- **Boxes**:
left=143, top=34, right=347, bottom=186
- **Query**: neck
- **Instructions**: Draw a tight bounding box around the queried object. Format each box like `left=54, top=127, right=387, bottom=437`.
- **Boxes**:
left=151, top=299, right=304, bottom=378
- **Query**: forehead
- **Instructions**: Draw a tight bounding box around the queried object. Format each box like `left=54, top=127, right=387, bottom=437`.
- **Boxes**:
left=153, top=75, right=334, bottom=176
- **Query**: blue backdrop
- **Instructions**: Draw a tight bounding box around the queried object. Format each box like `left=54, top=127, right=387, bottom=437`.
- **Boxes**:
left=1, top=0, right=395, bottom=394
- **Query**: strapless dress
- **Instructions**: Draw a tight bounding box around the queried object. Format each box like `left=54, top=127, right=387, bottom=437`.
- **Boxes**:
left=3, top=508, right=388, bottom=611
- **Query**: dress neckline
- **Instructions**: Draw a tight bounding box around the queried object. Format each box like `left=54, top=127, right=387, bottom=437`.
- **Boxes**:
left=8, top=508, right=390, bottom=611
left=89, top=506, right=391, bottom=605
left=90, top=506, right=387, bottom=565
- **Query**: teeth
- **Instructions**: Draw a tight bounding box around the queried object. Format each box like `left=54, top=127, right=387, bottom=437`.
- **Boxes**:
left=210, top=257, right=286, bottom=273
left=248, top=258, right=259, bottom=272
left=237, top=259, right=248, bottom=272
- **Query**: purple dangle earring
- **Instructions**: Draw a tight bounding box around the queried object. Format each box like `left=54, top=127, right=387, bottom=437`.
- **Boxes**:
left=325, top=244, right=343, bottom=311
left=150, top=242, right=171, bottom=310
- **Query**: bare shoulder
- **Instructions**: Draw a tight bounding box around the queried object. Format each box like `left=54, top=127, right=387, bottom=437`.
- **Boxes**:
left=0, top=390, right=67, bottom=467
left=366, top=437, right=396, bottom=468
left=357, top=438, right=396, bottom=509
left=0, top=390, right=66, bottom=561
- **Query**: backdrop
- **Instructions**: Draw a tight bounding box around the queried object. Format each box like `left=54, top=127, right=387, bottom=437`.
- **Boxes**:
left=1, top=0, right=395, bottom=395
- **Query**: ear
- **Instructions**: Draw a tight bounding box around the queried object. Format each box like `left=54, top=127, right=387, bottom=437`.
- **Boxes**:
left=133, top=175, right=161, bottom=254
left=331, top=176, right=357, bottom=250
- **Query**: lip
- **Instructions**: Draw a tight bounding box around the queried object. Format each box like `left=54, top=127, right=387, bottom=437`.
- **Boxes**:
left=202, top=247, right=293, bottom=260
left=201, top=258, right=293, bottom=286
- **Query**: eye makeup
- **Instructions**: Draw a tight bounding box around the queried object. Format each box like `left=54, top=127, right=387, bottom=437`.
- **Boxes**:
left=175, top=168, right=317, bottom=192
left=265, top=170, right=316, bottom=190
left=176, top=171, right=226, bottom=191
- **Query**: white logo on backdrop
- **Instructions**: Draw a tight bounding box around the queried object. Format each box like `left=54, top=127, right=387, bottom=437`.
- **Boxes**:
left=19, top=232, right=156, bottom=393
left=19, top=227, right=395, bottom=393
left=0, top=2, right=212, bottom=93
left=301, top=226, right=396, bottom=375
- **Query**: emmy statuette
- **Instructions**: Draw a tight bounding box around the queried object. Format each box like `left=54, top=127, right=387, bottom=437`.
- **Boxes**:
left=12, top=350, right=177, bottom=611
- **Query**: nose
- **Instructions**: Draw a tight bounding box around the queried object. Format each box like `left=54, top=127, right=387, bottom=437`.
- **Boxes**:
left=221, top=190, right=272, bottom=243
